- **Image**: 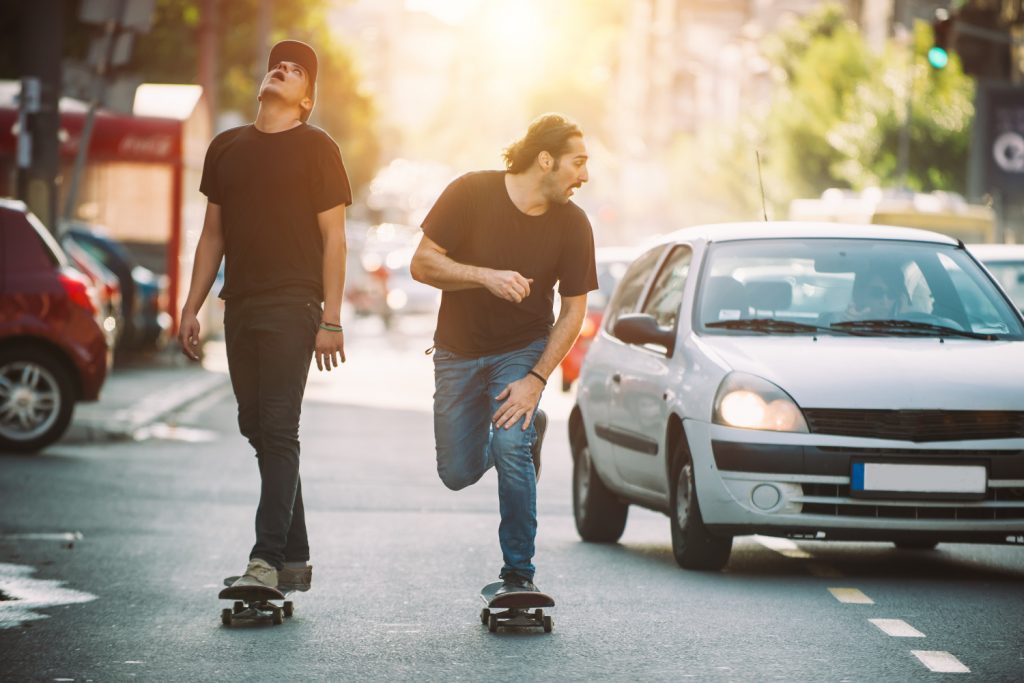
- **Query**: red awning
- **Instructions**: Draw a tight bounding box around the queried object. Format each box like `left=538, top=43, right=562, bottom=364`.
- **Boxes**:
left=0, top=106, right=182, bottom=165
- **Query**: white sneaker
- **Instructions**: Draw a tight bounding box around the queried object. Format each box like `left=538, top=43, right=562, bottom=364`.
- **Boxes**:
left=230, top=558, right=278, bottom=590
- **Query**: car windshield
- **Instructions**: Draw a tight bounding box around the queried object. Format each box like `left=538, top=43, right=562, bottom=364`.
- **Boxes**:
left=696, top=238, right=1024, bottom=340
left=980, top=261, right=1024, bottom=312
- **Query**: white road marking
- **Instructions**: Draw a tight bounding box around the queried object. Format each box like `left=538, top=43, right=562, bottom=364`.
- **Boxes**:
left=754, top=535, right=812, bottom=559
left=911, top=650, right=970, bottom=673
left=0, top=532, right=82, bottom=542
left=869, top=618, right=925, bottom=637
left=828, top=587, right=874, bottom=604
left=0, top=563, right=97, bottom=629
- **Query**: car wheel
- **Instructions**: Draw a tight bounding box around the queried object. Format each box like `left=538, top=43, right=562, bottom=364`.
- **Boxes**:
left=0, top=348, right=76, bottom=453
left=893, top=540, right=938, bottom=551
left=669, top=441, right=732, bottom=571
left=572, top=442, right=628, bottom=542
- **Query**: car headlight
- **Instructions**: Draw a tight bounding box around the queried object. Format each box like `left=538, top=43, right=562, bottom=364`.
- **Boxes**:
left=712, top=372, right=808, bottom=433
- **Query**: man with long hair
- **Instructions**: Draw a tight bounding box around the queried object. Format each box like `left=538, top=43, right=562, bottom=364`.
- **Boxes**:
left=411, top=113, right=596, bottom=595
left=178, top=40, right=351, bottom=596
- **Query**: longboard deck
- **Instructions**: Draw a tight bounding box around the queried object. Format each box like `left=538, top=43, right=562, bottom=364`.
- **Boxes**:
left=480, top=581, right=555, bottom=609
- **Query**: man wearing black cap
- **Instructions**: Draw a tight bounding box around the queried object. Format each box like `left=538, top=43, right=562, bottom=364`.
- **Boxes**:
left=178, top=39, right=352, bottom=596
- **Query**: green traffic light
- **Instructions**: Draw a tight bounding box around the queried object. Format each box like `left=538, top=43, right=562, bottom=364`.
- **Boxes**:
left=928, top=46, right=949, bottom=69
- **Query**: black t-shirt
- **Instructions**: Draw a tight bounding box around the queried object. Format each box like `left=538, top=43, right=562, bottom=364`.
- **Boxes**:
left=421, top=170, right=598, bottom=357
left=199, top=123, right=352, bottom=302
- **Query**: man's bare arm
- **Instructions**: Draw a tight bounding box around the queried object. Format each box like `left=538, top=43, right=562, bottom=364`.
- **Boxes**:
left=178, top=202, right=224, bottom=360
left=493, top=293, right=588, bottom=429
left=316, top=203, right=347, bottom=371
left=410, top=234, right=533, bottom=303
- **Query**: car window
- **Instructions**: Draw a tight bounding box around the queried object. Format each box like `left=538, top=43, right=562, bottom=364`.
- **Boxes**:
left=697, top=239, right=1024, bottom=339
left=641, top=245, right=692, bottom=328
left=981, top=261, right=1024, bottom=311
left=2, top=210, right=60, bottom=273
left=603, top=246, right=665, bottom=332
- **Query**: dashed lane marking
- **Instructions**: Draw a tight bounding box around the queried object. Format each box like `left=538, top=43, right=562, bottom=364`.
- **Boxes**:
left=828, top=587, right=874, bottom=604
left=911, top=650, right=970, bottom=673
left=754, top=535, right=813, bottom=559
left=869, top=618, right=926, bottom=638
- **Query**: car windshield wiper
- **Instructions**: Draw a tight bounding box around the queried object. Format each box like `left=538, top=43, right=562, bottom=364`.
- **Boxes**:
left=830, top=318, right=996, bottom=340
left=705, top=318, right=857, bottom=335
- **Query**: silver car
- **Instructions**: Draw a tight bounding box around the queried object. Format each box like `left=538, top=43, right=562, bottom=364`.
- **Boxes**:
left=571, top=222, right=1024, bottom=571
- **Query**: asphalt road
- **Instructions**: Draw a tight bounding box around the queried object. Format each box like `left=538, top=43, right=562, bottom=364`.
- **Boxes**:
left=2, top=314, right=1023, bottom=681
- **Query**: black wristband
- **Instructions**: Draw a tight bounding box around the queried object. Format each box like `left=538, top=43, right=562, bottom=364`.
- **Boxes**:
left=527, top=370, right=547, bottom=386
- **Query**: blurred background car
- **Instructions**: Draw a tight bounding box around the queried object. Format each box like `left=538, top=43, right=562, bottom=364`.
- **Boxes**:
left=968, top=244, right=1024, bottom=312
left=343, top=219, right=389, bottom=323
left=62, top=222, right=172, bottom=354
left=359, top=223, right=439, bottom=327
left=0, top=199, right=109, bottom=452
left=59, top=235, right=123, bottom=352
left=559, top=246, right=638, bottom=392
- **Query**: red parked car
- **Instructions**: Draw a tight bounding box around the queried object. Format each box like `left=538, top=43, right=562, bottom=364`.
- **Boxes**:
left=0, top=199, right=109, bottom=452
left=560, top=247, right=637, bottom=392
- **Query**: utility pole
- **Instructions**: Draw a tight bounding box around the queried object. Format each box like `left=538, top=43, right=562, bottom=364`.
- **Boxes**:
left=16, top=1, right=64, bottom=231
left=895, top=0, right=914, bottom=190
left=198, top=0, right=219, bottom=129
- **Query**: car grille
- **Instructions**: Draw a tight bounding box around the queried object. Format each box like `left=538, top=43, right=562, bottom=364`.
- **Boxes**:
left=802, top=409, right=1024, bottom=442
left=800, top=482, right=1024, bottom=521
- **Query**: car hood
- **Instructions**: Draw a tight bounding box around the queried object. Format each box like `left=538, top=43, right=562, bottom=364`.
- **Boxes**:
left=696, top=335, right=1024, bottom=410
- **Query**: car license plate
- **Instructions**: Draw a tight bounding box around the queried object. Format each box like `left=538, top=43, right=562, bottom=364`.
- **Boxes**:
left=850, top=462, right=987, bottom=499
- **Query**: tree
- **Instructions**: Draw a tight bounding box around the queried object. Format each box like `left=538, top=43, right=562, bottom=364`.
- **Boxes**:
left=759, top=3, right=975, bottom=207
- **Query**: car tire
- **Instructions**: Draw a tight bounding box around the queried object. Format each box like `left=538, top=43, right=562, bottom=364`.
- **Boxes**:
left=0, top=347, right=76, bottom=454
left=669, top=441, right=732, bottom=571
left=893, top=540, right=939, bottom=551
left=572, top=442, right=628, bottom=542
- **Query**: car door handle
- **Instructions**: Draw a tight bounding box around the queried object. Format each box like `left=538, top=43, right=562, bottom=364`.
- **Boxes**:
left=612, top=373, right=621, bottom=384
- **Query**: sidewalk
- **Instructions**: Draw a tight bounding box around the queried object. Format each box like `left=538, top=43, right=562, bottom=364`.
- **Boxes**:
left=62, top=346, right=230, bottom=443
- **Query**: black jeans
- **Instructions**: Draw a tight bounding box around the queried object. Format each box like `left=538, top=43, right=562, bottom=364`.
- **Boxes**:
left=224, top=296, right=320, bottom=569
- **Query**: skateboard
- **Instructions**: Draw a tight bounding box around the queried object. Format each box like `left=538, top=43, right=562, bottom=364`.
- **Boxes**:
left=219, top=576, right=295, bottom=626
left=479, top=581, right=555, bottom=633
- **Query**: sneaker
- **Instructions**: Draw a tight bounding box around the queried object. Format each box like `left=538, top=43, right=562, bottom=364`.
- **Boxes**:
left=230, top=557, right=278, bottom=590
left=495, top=572, right=538, bottom=596
left=531, top=410, right=547, bottom=482
left=278, top=564, right=312, bottom=592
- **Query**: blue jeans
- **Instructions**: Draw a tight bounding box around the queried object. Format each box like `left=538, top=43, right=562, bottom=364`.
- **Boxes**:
left=432, top=336, right=546, bottom=579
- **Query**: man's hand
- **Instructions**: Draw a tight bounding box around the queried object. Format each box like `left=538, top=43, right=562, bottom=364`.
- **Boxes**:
left=492, top=374, right=545, bottom=430
left=315, top=328, right=346, bottom=371
left=178, top=310, right=202, bottom=361
left=482, top=269, right=534, bottom=303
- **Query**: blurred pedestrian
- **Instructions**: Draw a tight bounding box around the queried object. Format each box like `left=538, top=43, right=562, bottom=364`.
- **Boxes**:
left=410, top=113, right=597, bottom=596
left=177, top=39, right=351, bottom=596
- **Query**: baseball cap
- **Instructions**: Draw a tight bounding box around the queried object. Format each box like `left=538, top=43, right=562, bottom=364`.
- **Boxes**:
left=267, top=39, right=318, bottom=121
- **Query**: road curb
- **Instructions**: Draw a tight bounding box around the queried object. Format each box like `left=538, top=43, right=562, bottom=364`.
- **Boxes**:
left=75, top=372, right=230, bottom=442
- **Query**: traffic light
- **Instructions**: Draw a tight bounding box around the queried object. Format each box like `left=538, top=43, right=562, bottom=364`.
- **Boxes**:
left=929, top=12, right=954, bottom=70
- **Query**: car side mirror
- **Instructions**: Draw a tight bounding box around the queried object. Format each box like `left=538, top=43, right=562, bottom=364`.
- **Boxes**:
left=613, top=313, right=675, bottom=352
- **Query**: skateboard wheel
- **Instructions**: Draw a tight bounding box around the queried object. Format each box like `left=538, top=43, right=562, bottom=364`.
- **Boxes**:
left=480, top=608, right=490, bottom=625
left=221, top=608, right=233, bottom=626
left=272, top=609, right=283, bottom=626
left=283, top=601, right=294, bottom=618
left=487, top=614, right=498, bottom=633
left=233, top=601, right=244, bottom=613
left=534, top=609, right=544, bottom=619
left=543, top=616, right=553, bottom=633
